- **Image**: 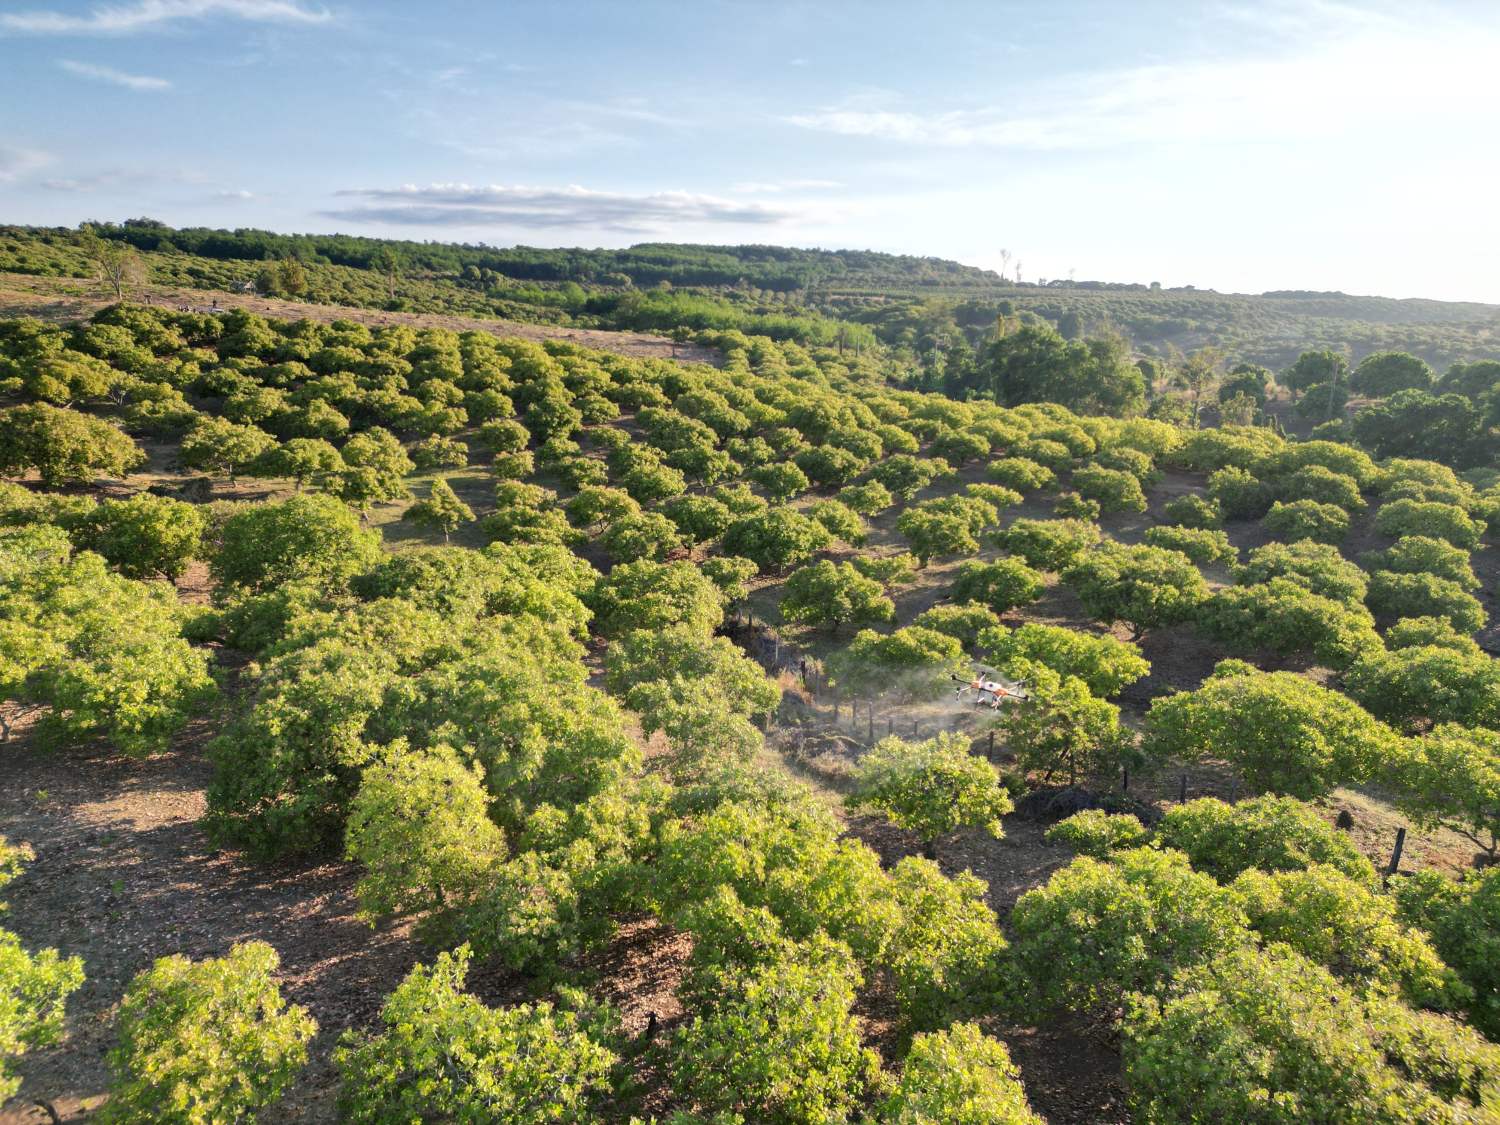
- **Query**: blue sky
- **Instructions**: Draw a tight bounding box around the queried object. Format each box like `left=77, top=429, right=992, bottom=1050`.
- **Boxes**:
left=2, top=0, right=1498, bottom=302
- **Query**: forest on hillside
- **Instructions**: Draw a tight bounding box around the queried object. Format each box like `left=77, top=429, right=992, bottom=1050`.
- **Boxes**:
left=4, top=222, right=1498, bottom=371
left=3, top=285, right=1500, bottom=1121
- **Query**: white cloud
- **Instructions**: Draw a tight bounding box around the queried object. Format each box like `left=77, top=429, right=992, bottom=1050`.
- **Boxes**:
left=787, top=5, right=1500, bottom=150
left=2, top=0, right=329, bottom=34
left=59, top=59, right=171, bottom=89
left=732, top=179, right=842, bottom=194
left=323, top=183, right=801, bottom=232
left=0, top=145, right=54, bottom=181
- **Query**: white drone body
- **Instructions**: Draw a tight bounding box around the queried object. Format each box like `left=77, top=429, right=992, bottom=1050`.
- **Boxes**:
left=953, top=671, right=1031, bottom=710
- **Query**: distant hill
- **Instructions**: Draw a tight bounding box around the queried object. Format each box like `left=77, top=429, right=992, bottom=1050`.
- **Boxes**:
left=3, top=221, right=1497, bottom=370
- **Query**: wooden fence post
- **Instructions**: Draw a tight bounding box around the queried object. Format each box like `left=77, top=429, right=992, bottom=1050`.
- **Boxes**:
left=1386, top=827, right=1406, bottom=879
left=1178, top=774, right=1187, bottom=804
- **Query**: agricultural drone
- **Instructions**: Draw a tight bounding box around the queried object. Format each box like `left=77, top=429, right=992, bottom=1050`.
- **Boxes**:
left=953, top=670, right=1031, bottom=709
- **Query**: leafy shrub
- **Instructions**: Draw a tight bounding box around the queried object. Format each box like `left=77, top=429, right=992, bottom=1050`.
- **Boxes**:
left=1051, top=491, right=1100, bottom=520
left=1072, top=464, right=1147, bottom=513
left=807, top=498, right=867, bottom=545
left=1162, top=492, right=1222, bottom=529
left=780, top=560, right=894, bottom=631
left=911, top=602, right=1002, bottom=649
left=1365, top=571, right=1485, bottom=634
left=896, top=508, right=980, bottom=566
left=1154, top=796, right=1377, bottom=884
left=1045, top=810, right=1149, bottom=857
left=951, top=558, right=1045, bottom=614
left=1392, top=868, right=1500, bottom=1037
left=600, top=511, right=684, bottom=563
left=1207, top=465, right=1273, bottom=519
left=1144, top=524, right=1236, bottom=566
left=986, top=456, right=1054, bottom=492
left=670, top=937, right=879, bottom=1125
left=1277, top=464, right=1365, bottom=511
left=994, top=517, right=1101, bottom=571
left=838, top=479, right=893, bottom=515
left=69, top=492, right=205, bottom=580
left=1143, top=668, right=1400, bottom=798
left=1374, top=498, right=1485, bottom=549
left=1122, top=945, right=1498, bottom=1125
left=828, top=626, right=967, bottom=701
left=210, top=493, right=381, bottom=596
left=101, top=942, right=315, bottom=1125
left=1234, top=540, right=1368, bottom=604
left=590, top=559, right=724, bottom=638
left=1386, top=725, right=1500, bottom=863
left=979, top=622, right=1149, bottom=697
left=851, top=732, right=1013, bottom=848
left=1231, top=865, right=1458, bottom=1008
left=1010, top=848, right=1251, bottom=1012
left=1200, top=578, right=1380, bottom=668
left=877, top=1021, right=1042, bottom=1124
left=1363, top=535, right=1479, bottom=590
left=1062, top=543, right=1209, bottom=636
left=335, top=947, right=617, bottom=1124
left=1262, top=498, right=1350, bottom=544
left=1344, top=646, right=1500, bottom=731
left=721, top=507, right=831, bottom=572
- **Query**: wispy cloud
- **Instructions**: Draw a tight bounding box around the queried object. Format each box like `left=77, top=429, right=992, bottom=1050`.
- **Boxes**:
left=59, top=58, right=171, bottom=89
left=0, top=145, right=54, bottom=182
left=787, top=5, right=1500, bottom=150
left=732, top=179, right=842, bottom=194
left=2, top=0, right=330, bottom=34
left=323, top=183, right=799, bottom=232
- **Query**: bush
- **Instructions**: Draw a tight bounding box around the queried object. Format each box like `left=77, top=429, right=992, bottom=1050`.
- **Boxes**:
left=1001, top=663, right=1130, bottom=784
left=1235, top=540, right=1368, bottom=604
left=951, top=558, right=1045, bottom=614
left=1231, top=865, right=1458, bottom=1008
left=979, top=622, right=1149, bottom=697
left=210, top=493, right=382, bottom=596
left=1199, top=578, right=1380, bottom=668
left=1045, top=810, right=1149, bottom=857
left=751, top=461, right=810, bottom=503
left=877, top=1022, right=1043, bottom=1124
left=1062, top=543, right=1209, bottom=637
left=1262, top=498, right=1350, bottom=544
left=1122, top=945, right=1498, bottom=1125
left=911, top=602, right=1002, bottom=649
left=780, top=560, right=894, bottom=632
left=1155, top=795, right=1376, bottom=884
left=828, top=626, right=967, bottom=701
left=1366, top=571, right=1485, bottom=634
left=1010, top=847, right=1251, bottom=1012
left=335, top=947, right=617, bottom=1124
left=70, top=492, right=205, bottom=580
left=1072, top=464, right=1147, bottom=513
left=1143, top=668, right=1400, bottom=799
left=101, top=942, right=315, bottom=1125
left=670, top=937, right=879, bottom=1124
left=896, top=508, right=980, bottom=567
left=1162, top=493, right=1222, bottom=529
left=807, top=498, right=867, bottom=545
left=590, top=559, right=723, bottom=638
left=838, top=479, right=893, bottom=515
left=1344, top=646, right=1500, bottom=731
left=721, top=507, right=830, bottom=572
left=986, top=456, right=1054, bottom=492
left=1363, top=535, right=1479, bottom=590
left=1374, top=498, right=1485, bottom=549
left=851, top=732, right=1013, bottom=849
left=1144, top=524, right=1236, bottom=566
left=1392, top=868, right=1500, bottom=1037
left=1207, top=465, right=1273, bottom=519
left=1386, top=725, right=1500, bottom=864
left=1277, top=464, right=1365, bottom=512
left=599, top=511, right=684, bottom=563
left=994, top=517, right=1101, bottom=571
left=1051, top=491, right=1100, bottom=520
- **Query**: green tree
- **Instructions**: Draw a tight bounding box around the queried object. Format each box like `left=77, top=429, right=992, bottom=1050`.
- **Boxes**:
left=1045, top=810, right=1150, bottom=857
left=1262, top=498, right=1350, bottom=544
left=851, top=732, right=1013, bottom=854
left=100, top=941, right=316, bottom=1125
left=1143, top=666, right=1401, bottom=798
left=334, top=427, right=414, bottom=516
left=251, top=436, right=342, bottom=490
left=1392, top=868, right=1500, bottom=1037
left=1010, top=847, right=1251, bottom=1012
left=0, top=403, right=144, bottom=486
left=828, top=626, right=967, bottom=701
left=1387, top=725, right=1500, bottom=861
left=589, top=559, right=724, bottom=638
left=780, top=560, right=894, bottom=632
left=179, top=416, right=277, bottom=483
left=1000, top=663, right=1129, bottom=784
left=1062, top=543, right=1209, bottom=638
left=720, top=507, right=830, bottom=573
left=344, top=741, right=506, bottom=925
left=210, top=493, right=382, bottom=596
left=896, top=508, right=980, bottom=567
left=994, top=517, right=1101, bottom=571
left=0, top=837, right=85, bottom=1103
left=1154, top=795, right=1376, bottom=884
left=877, top=1021, right=1043, bottom=1124
left=980, top=621, right=1149, bottom=697
left=71, top=492, right=206, bottom=580
left=405, top=478, right=474, bottom=543
left=335, top=946, right=617, bottom=1124
left=1351, top=352, right=1433, bottom=398
left=670, top=937, right=880, bottom=1125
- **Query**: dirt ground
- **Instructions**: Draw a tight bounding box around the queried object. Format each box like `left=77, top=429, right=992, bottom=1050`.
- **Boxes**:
left=0, top=272, right=720, bottom=367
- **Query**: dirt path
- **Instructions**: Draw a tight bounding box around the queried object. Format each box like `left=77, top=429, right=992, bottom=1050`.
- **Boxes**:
left=0, top=273, right=719, bottom=366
